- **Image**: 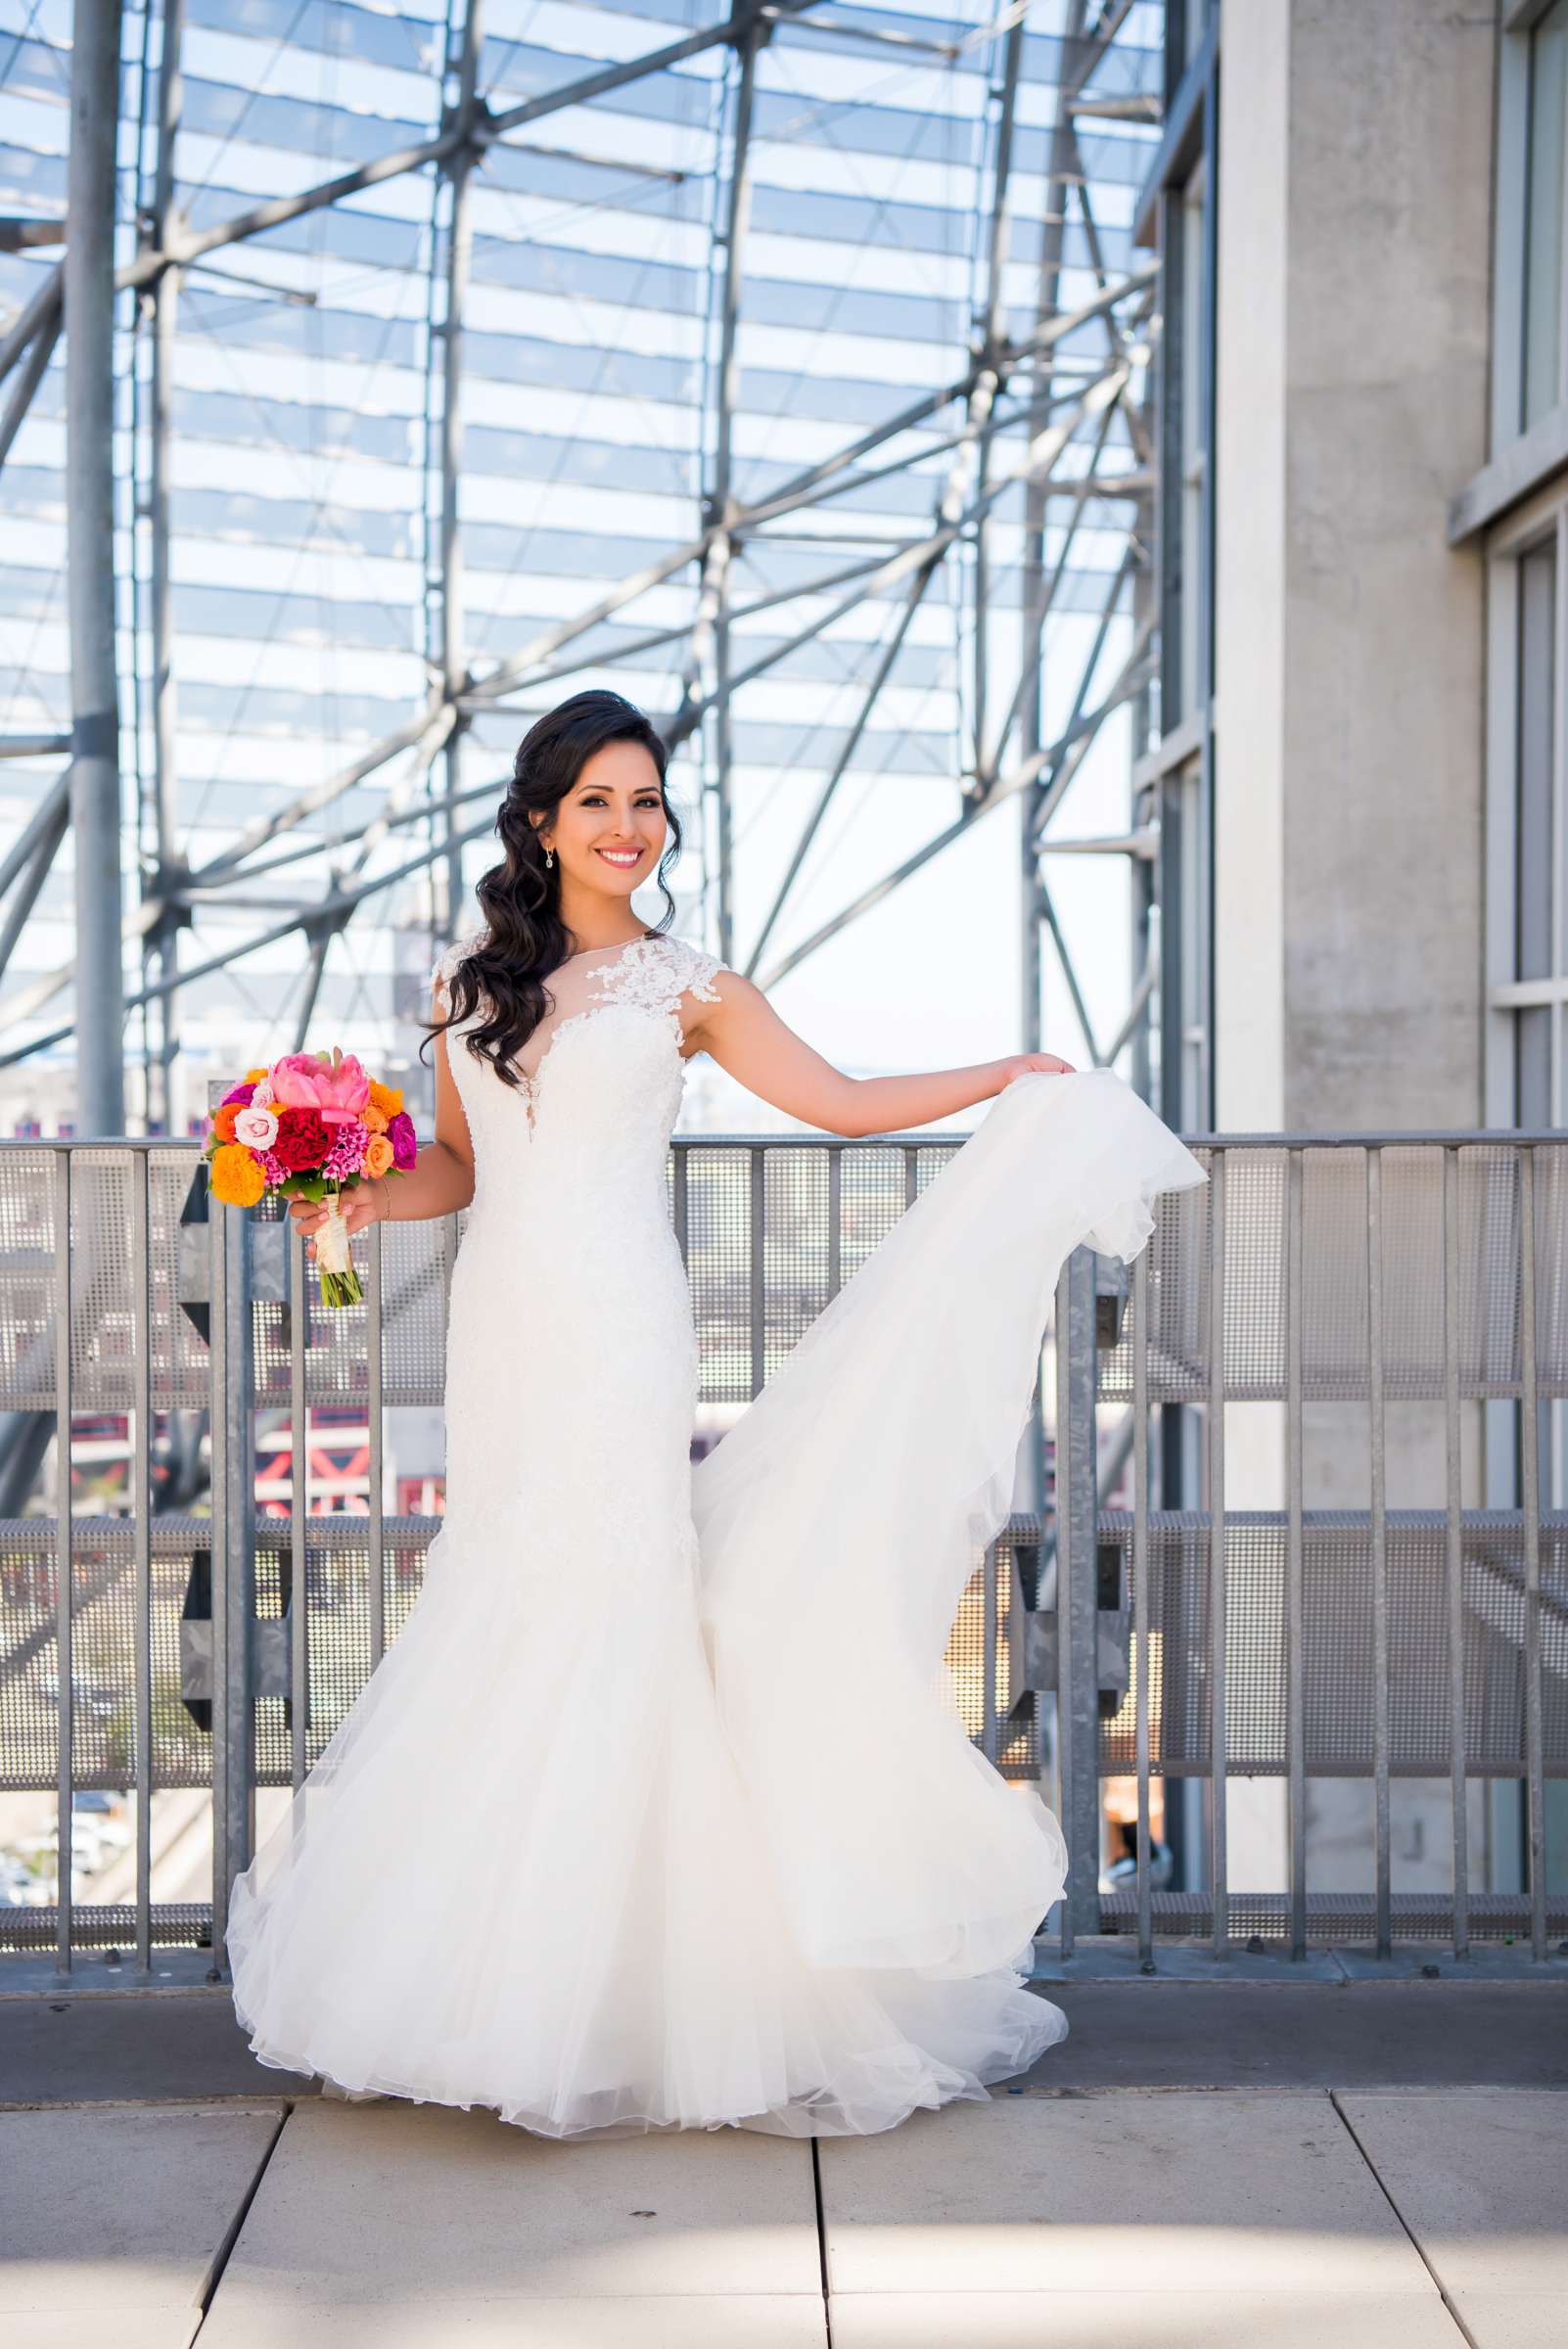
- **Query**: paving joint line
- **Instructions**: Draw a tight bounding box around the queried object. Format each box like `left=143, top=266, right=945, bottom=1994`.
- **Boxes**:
left=809, top=2133, right=834, bottom=2346
left=189, top=2095, right=294, bottom=2336
left=1327, top=2087, right=1481, bottom=2349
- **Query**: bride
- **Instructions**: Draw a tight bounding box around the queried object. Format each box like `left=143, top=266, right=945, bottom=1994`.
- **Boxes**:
left=226, top=687, right=1207, bottom=2141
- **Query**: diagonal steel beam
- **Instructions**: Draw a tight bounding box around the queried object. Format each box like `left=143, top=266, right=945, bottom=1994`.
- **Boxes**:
left=752, top=658, right=1146, bottom=995
left=742, top=555, right=944, bottom=979
left=0, top=808, right=499, bottom=1061
left=1035, top=869, right=1102, bottom=1067
left=0, top=306, right=59, bottom=472
left=190, top=707, right=451, bottom=885
left=0, top=793, right=69, bottom=985
left=111, top=3, right=829, bottom=290
left=459, top=268, right=1152, bottom=713
left=983, top=392, right=1119, bottom=781
left=664, top=366, right=1129, bottom=750
left=0, top=776, right=69, bottom=901
left=0, top=263, right=63, bottom=389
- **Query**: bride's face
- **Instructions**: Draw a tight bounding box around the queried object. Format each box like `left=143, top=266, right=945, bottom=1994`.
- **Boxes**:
left=538, top=742, right=668, bottom=902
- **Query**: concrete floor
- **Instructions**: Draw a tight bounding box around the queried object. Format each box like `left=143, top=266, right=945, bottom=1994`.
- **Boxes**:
left=3, top=1970, right=1566, bottom=2346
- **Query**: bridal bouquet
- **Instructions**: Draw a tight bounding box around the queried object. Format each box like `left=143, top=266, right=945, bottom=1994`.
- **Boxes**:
left=205, top=1048, right=416, bottom=1309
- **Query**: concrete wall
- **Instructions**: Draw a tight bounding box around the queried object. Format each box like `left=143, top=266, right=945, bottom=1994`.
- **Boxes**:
left=1210, top=1, right=1499, bottom=1891
left=1213, top=0, right=1291, bottom=1132
left=1214, top=0, right=1495, bottom=1132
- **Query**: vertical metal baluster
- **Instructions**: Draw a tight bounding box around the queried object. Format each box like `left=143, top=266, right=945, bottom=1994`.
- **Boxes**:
left=1207, top=1148, right=1228, bottom=1957
left=1367, top=1146, right=1392, bottom=1961
left=902, top=1143, right=918, bottom=1211
left=53, top=1149, right=72, bottom=1980
left=826, top=1142, right=842, bottom=1304
left=982, top=1530, right=999, bottom=1766
left=1517, top=1145, right=1545, bottom=1960
left=131, top=1149, right=153, bottom=1974
left=213, top=1191, right=256, bottom=1972
left=1132, top=1239, right=1152, bottom=1968
left=1443, top=1144, right=1469, bottom=1958
left=1286, top=1147, right=1306, bottom=1960
left=672, top=1138, right=689, bottom=1267
left=749, top=1147, right=765, bottom=1400
left=441, top=1208, right=457, bottom=1326
left=290, top=1215, right=308, bottom=1796
left=1053, top=1259, right=1073, bottom=1960
left=208, top=1164, right=228, bottom=1973
left=1054, top=1247, right=1099, bottom=1948
left=367, top=1214, right=385, bottom=1669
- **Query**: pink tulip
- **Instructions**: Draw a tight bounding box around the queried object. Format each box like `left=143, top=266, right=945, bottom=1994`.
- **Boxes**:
left=270, top=1048, right=371, bottom=1127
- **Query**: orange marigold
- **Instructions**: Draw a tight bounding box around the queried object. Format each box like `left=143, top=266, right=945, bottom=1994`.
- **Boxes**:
left=209, top=1142, right=266, bottom=1208
left=367, top=1079, right=403, bottom=1118
left=363, top=1132, right=394, bottom=1178
left=244, top=1067, right=269, bottom=1084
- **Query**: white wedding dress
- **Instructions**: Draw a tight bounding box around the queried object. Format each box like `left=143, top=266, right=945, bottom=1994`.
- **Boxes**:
left=227, top=927, right=1208, bottom=2139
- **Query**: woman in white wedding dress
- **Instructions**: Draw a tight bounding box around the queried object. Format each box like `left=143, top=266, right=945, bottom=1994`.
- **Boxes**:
left=226, top=689, right=1207, bottom=2141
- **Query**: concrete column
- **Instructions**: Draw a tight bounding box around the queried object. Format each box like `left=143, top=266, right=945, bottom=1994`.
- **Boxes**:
left=1214, top=0, right=1494, bottom=1133
left=1211, top=0, right=1497, bottom=1893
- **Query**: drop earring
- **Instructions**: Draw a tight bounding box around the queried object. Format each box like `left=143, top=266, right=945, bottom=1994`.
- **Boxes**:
left=544, top=846, right=554, bottom=869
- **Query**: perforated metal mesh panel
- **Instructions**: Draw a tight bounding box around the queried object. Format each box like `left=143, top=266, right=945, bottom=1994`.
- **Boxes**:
left=679, top=1138, right=960, bottom=1405
left=1, top=1517, right=213, bottom=1795
left=1099, top=1142, right=1568, bottom=1403
left=1097, top=1888, right=1568, bottom=1944
left=0, top=1145, right=210, bottom=1411
left=1094, top=1509, right=1568, bottom=1778
left=253, top=1518, right=438, bottom=1782
left=943, top=1519, right=1040, bottom=1781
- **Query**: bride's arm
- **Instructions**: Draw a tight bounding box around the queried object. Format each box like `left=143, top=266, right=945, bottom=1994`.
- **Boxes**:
left=289, top=984, right=476, bottom=1248
left=689, top=970, right=1075, bottom=1138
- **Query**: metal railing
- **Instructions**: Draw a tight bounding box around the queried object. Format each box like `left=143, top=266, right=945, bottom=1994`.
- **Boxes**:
left=1051, top=1132, right=1568, bottom=1966
left=1, top=1126, right=1563, bottom=1979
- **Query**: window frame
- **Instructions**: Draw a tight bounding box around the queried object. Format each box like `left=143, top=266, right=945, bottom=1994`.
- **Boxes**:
left=1484, top=475, right=1568, bottom=1132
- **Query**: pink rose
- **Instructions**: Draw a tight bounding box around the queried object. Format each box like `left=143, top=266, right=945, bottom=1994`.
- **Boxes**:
left=270, top=1049, right=370, bottom=1127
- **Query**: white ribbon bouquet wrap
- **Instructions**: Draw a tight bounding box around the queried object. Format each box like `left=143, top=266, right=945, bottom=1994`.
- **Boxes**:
left=310, top=1192, right=361, bottom=1308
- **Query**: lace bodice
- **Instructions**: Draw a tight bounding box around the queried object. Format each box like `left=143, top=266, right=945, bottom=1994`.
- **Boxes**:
left=429, top=924, right=725, bottom=1165
left=433, top=929, right=719, bottom=1079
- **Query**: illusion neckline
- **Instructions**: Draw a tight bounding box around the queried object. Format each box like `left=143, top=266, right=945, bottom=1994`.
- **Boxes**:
left=556, top=930, right=662, bottom=969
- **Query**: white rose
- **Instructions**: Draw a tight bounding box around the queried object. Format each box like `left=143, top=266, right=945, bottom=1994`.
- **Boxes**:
left=234, top=1103, right=280, bottom=1150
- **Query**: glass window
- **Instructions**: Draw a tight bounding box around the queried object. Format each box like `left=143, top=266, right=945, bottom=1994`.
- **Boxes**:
left=1514, top=533, right=1560, bottom=1125
left=1524, top=0, right=1568, bottom=429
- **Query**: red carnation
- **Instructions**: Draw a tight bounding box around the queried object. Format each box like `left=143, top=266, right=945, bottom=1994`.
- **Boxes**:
left=271, top=1105, right=331, bottom=1172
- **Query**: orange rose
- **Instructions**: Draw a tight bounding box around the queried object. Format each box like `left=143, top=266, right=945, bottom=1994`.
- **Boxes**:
left=362, top=1104, right=389, bottom=1135
left=363, top=1132, right=394, bottom=1178
left=209, top=1142, right=266, bottom=1207
left=211, top=1101, right=240, bottom=1144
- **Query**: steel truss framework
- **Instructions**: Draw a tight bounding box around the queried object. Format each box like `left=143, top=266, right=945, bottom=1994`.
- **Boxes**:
left=0, top=0, right=1164, bottom=1137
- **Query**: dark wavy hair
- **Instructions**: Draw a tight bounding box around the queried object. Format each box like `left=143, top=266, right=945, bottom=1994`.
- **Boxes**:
left=418, top=690, right=683, bottom=1090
